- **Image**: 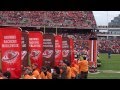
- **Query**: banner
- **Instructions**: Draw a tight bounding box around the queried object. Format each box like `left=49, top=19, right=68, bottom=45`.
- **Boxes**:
left=55, top=35, right=62, bottom=66
left=43, top=34, right=55, bottom=68
left=88, top=40, right=93, bottom=67
left=70, top=38, right=74, bottom=63
left=89, top=38, right=97, bottom=72
left=1, top=27, right=22, bottom=79
left=89, top=38, right=97, bottom=67
left=62, top=37, right=71, bottom=64
left=0, top=30, right=2, bottom=50
left=93, top=40, right=97, bottom=67
left=0, top=30, right=2, bottom=70
left=21, top=31, right=29, bottom=67
left=29, top=31, right=43, bottom=69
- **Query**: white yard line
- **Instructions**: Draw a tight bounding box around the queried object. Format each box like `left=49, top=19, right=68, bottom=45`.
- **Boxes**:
left=89, top=70, right=120, bottom=74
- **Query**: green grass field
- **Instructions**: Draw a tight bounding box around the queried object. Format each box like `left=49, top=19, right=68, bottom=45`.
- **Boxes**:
left=88, top=53, right=120, bottom=79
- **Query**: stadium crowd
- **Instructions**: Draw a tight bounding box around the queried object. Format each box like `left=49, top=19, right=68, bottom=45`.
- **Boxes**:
left=65, top=32, right=120, bottom=54
left=0, top=11, right=106, bottom=79
left=0, top=57, right=89, bottom=79
left=98, top=39, right=120, bottom=54
left=0, top=11, right=96, bottom=28
left=64, top=32, right=97, bottom=60
left=0, top=11, right=97, bottom=56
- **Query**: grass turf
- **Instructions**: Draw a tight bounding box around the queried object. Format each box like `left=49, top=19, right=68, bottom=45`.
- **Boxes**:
left=88, top=53, right=120, bottom=79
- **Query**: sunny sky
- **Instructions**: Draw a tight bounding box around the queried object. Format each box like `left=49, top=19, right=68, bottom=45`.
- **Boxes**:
left=93, top=11, right=120, bottom=26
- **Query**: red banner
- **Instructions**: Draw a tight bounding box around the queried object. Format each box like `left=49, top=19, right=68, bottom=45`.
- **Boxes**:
left=1, top=27, right=22, bottom=79
left=89, top=38, right=98, bottom=72
left=93, top=40, right=97, bottom=67
left=28, top=31, right=43, bottom=69
left=21, top=31, right=29, bottom=67
left=55, top=35, right=62, bottom=66
left=43, top=34, right=55, bottom=68
left=70, top=38, right=74, bottom=63
left=62, top=37, right=71, bottom=64
left=0, top=30, right=2, bottom=70
left=89, top=39, right=97, bottom=68
left=0, top=30, right=2, bottom=51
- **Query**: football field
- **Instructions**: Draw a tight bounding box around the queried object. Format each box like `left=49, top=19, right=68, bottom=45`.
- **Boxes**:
left=88, top=53, right=120, bottom=79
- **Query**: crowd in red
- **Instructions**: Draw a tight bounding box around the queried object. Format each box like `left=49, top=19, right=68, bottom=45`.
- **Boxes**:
left=61, top=32, right=97, bottom=60
left=72, top=33, right=120, bottom=54
left=0, top=11, right=96, bottom=28
left=0, top=11, right=119, bottom=54
left=1, top=11, right=120, bottom=79
left=98, top=39, right=120, bottom=54
left=71, top=33, right=120, bottom=54
left=0, top=11, right=96, bottom=55
left=63, top=33, right=120, bottom=54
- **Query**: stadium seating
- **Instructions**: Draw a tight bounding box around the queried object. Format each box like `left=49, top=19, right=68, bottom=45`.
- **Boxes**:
left=0, top=11, right=96, bottom=29
left=98, top=39, right=120, bottom=54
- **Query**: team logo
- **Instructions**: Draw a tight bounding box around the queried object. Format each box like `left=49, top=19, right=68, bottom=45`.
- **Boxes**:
left=62, top=50, right=69, bottom=57
left=2, top=50, right=19, bottom=64
left=55, top=50, right=61, bottom=58
left=21, top=51, right=27, bottom=60
left=30, top=49, right=41, bottom=60
left=43, top=49, right=53, bottom=58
